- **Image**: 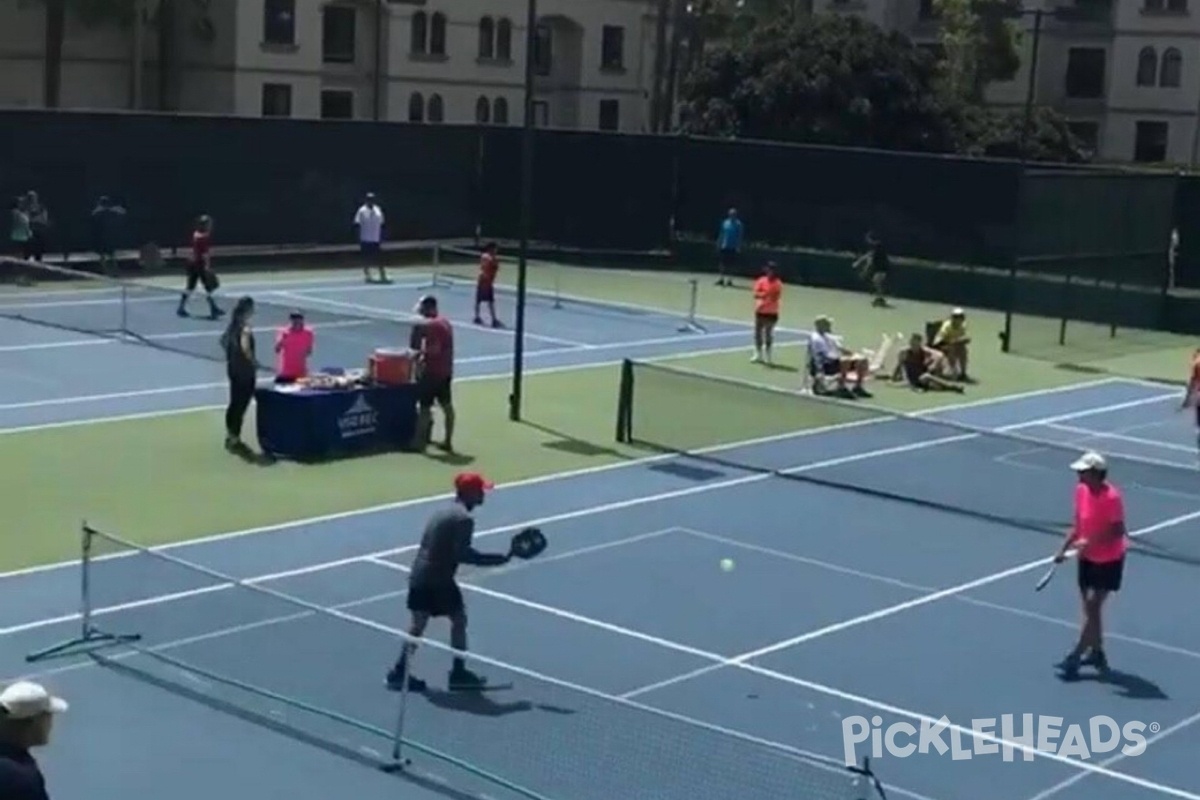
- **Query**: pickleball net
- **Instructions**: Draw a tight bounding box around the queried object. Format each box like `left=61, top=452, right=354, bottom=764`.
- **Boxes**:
left=0, top=259, right=414, bottom=372
left=616, top=359, right=1200, bottom=566
left=431, top=244, right=705, bottom=333
left=28, top=523, right=888, bottom=800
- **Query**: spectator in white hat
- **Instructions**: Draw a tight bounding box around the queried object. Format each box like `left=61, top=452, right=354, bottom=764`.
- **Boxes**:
left=933, top=307, right=971, bottom=382
left=0, top=681, right=67, bottom=800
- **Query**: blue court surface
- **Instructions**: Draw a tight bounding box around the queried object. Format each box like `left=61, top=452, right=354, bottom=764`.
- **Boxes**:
left=1, top=272, right=1199, bottom=800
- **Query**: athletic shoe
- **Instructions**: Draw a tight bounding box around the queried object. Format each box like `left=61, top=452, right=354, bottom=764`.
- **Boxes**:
left=448, top=667, right=488, bottom=691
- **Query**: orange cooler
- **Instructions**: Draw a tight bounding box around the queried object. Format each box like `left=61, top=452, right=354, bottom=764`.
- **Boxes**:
left=370, top=349, right=413, bottom=385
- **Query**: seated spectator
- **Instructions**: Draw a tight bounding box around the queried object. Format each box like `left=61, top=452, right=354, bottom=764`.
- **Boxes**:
left=808, top=315, right=872, bottom=399
left=933, top=308, right=971, bottom=381
left=892, top=333, right=963, bottom=393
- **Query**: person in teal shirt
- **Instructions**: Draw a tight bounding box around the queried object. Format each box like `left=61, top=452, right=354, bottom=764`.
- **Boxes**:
left=716, top=208, right=743, bottom=287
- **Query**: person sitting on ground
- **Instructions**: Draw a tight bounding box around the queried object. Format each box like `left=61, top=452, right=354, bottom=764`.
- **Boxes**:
left=808, top=315, right=872, bottom=398
left=933, top=307, right=972, bottom=381
left=892, top=333, right=963, bottom=393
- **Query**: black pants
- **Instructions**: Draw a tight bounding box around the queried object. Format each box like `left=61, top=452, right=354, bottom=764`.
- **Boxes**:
left=226, top=374, right=255, bottom=438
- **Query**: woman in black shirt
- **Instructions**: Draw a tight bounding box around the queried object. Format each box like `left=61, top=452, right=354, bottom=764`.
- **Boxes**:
left=221, top=296, right=257, bottom=452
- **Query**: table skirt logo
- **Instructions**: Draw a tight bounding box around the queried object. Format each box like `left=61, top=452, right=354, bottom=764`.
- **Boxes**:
left=842, top=715, right=1153, bottom=764
left=338, top=395, right=378, bottom=439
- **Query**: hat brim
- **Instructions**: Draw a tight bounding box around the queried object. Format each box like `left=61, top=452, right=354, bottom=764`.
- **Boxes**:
left=48, top=697, right=68, bottom=714
left=1070, top=458, right=1100, bottom=472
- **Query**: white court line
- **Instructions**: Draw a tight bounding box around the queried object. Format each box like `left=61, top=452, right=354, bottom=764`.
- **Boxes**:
left=273, top=290, right=595, bottom=350
left=619, top=528, right=1200, bottom=700
left=0, top=389, right=1178, bottom=637
left=1045, top=423, right=1195, bottom=455
left=361, top=538, right=1200, bottom=800
left=0, top=376, right=1144, bottom=582
left=1023, top=709, right=1200, bottom=800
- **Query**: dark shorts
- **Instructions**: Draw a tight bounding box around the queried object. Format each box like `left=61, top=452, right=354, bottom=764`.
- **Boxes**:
left=476, top=281, right=495, bottom=304
left=1193, top=405, right=1200, bottom=428
left=819, top=359, right=841, bottom=377
left=755, top=312, right=778, bottom=326
left=186, top=260, right=217, bottom=292
left=719, top=248, right=738, bottom=269
left=417, top=374, right=452, bottom=409
left=1078, top=557, right=1124, bottom=593
left=360, top=241, right=381, bottom=259
left=407, top=581, right=464, bottom=618
left=903, top=363, right=926, bottom=387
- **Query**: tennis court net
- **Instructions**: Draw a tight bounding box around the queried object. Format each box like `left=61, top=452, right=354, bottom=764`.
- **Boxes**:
left=30, top=523, right=888, bottom=800
left=616, top=360, right=1200, bottom=566
left=0, top=259, right=414, bottom=372
left=432, top=244, right=704, bottom=333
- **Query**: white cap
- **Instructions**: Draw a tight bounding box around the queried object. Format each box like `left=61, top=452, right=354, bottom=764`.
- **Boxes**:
left=0, top=682, right=67, bottom=719
left=951, top=307, right=965, bottom=316
left=1070, top=451, right=1107, bottom=472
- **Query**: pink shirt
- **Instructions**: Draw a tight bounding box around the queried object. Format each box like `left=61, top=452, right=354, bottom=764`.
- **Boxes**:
left=1072, top=483, right=1126, bottom=563
left=276, top=326, right=313, bottom=379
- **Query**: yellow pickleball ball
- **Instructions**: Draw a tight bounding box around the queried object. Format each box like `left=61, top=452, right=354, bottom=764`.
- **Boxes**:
left=720, top=558, right=735, bottom=572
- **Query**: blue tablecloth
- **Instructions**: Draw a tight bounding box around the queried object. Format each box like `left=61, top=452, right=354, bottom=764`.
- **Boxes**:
left=255, top=383, right=419, bottom=460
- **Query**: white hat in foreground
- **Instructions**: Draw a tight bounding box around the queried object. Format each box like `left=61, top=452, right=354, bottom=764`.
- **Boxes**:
left=0, top=682, right=68, bottom=719
left=1070, top=451, right=1107, bottom=472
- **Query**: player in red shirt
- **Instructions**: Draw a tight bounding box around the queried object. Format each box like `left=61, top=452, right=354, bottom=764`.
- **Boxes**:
left=1181, top=349, right=1200, bottom=454
left=177, top=215, right=223, bottom=319
left=410, top=295, right=456, bottom=453
left=473, top=242, right=502, bottom=328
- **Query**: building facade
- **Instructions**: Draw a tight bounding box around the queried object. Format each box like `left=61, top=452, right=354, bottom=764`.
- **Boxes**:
left=820, top=0, right=1200, bottom=164
left=0, top=0, right=660, bottom=133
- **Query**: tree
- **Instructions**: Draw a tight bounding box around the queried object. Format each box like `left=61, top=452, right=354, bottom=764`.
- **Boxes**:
left=679, top=14, right=960, bottom=153
left=933, top=0, right=1021, bottom=102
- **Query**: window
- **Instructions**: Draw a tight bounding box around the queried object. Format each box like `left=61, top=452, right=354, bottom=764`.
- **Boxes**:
left=411, top=11, right=427, bottom=54
left=1134, top=120, right=1169, bottom=162
left=408, top=92, right=424, bottom=122
left=322, top=5, right=356, bottom=64
left=428, top=94, right=444, bottom=122
left=497, top=18, right=513, bottom=60
left=1137, top=47, right=1157, bottom=86
left=533, top=25, right=552, bottom=76
left=260, top=83, right=292, bottom=117
left=600, top=26, right=624, bottom=71
left=475, top=96, right=490, bottom=123
left=532, top=99, right=549, bottom=127
left=1161, top=48, right=1182, bottom=87
left=1143, top=0, right=1164, bottom=9
left=1066, top=121, right=1099, bottom=152
left=479, top=16, right=495, bottom=59
left=263, top=0, right=295, bottom=46
left=1167, top=0, right=1187, bottom=10
left=430, top=12, right=447, bottom=56
left=598, top=99, right=620, bottom=131
left=320, top=89, right=353, bottom=120
left=1065, top=48, right=1105, bottom=99
left=493, top=97, right=509, bottom=124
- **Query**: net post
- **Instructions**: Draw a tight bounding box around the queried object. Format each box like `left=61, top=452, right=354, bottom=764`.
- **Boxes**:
left=615, top=359, right=634, bottom=443
left=552, top=259, right=562, bottom=310
left=120, top=283, right=130, bottom=336
left=380, top=633, right=415, bottom=773
left=26, top=522, right=142, bottom=663
left=431, top=244, right=441, bottom=288
left=677, top=278, right=704, bottom=333
left=1057, top=272, right=1073, bottom=346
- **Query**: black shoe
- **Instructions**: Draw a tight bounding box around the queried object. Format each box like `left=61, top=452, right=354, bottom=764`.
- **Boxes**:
left=448, top=667, right=488, bottom=691
left=835, top=387, right=856, bottom=400
left=1081, top=649, right=1109, bottom=672
left=177, top=307, right=189, bottom=318
left=386, top=670, right=427, bottom=693
left=473, top=317, right=484, bottom=325
left=208, top=306, right=224, bottom=320
left=1056, top=653, right=1081, bottom=680
left=853, top=386, right=872, bottom=399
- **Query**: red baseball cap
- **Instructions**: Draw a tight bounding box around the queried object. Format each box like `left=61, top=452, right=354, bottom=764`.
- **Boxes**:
left=453, top=472, right=494, bottom=494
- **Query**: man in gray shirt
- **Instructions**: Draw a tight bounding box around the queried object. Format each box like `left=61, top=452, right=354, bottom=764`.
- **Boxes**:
left=386, top=472, right=512, bottom=692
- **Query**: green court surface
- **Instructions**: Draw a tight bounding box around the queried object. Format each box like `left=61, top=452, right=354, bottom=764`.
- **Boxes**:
left=0, top=261, right=1178, bottom=572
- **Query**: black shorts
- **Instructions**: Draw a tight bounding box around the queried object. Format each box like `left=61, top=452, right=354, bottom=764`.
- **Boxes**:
left=407, top=581, right=464, bottom=618
left=417, top=375, right=452, bottom=409
left=819, top=359, right=842, bottom=377
left=1193, top=405, right=1199, bottom=428
left=360, top=241, right=381, bottom=259
left=476, top=282, right=495, bottom=304
left=186, top=261, right=218, bottom=292
left=719, top=249, right=738, bottom=269
left=1078, top=557, right=1124, bottom=593
left=755, top=312, right=778, bottom=326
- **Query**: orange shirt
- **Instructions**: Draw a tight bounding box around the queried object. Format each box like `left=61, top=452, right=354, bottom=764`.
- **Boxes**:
left=479, top=254, right=499, bottom=285
left=1072, top=482, right=1126, bottom=563
left=276, top=326, right=313, bottom=379
left=753, top=276, right=782, bottom=315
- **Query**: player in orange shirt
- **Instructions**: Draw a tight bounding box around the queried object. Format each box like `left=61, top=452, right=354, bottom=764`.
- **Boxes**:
left=473, top=242, right=502, bottom=328
left=752, top=262, right=783, bottom=364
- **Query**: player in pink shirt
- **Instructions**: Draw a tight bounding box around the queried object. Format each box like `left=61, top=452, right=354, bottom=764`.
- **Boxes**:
left=1053, top=451, right=1127, bottom=679
left=275, top=311, right=314, bottom=383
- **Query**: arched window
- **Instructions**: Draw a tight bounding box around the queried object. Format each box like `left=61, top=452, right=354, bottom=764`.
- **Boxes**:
left=1137, top=46, right=1158, bottom=86
left=1161, top=47, right=1183, bottom=87
left=430, top=12, right=447, bottom=56
left=408, top=92, right=424, bottom=122
left=478, top=17, right=495, bottom=59
left=410, top=12, right=427, bottom=54
left=428, top=93, right=444, bottom=123
left=475, top=96, right=491, bottom=123
left=496, top=18, right=513, bottom=60
left=493, top=97, right=509, bottom=125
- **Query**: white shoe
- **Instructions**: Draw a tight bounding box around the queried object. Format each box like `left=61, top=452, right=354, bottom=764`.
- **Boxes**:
left=751, top=352, right=763, bottom=363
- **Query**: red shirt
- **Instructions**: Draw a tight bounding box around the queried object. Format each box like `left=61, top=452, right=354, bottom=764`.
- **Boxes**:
left=479, top=254, right=498, bottom=286
left=191, top=231, right=211, bottom=264
left=413, top=317, right=454, bottom=380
